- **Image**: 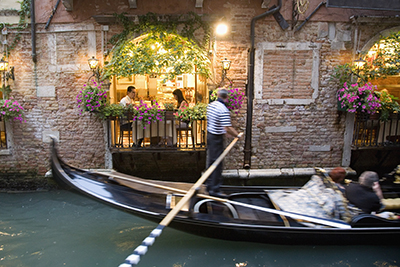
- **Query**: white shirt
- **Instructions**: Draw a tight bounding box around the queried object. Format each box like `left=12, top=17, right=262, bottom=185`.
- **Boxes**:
left=207, top=100, right=231, bottom=135
left=119, top=95, right=133, bottom=106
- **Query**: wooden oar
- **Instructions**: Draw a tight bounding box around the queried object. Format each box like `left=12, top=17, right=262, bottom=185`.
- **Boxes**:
left=118, top=133, right=243, bottom=267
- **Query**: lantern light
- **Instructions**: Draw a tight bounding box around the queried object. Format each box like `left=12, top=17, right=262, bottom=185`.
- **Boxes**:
left=87, top=56, right=101, bottom=82
left=354, top=57, right=366, bottom=69
left=0, top=58, right=8, bottom=72
left=221, top=58, right=231, bottom=70
left=88, top=56, right=99, bottom=70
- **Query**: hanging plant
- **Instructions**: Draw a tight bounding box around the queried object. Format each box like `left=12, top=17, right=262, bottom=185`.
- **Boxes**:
left=76, top=81, right=108, bottom=115
left=210, top=87, right=246, bottom=114
left=0, top=98, right=25, bottom=122
left=337, top=82, right=381, bottom=114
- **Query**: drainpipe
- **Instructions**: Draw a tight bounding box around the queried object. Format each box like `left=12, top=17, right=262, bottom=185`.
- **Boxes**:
left=45, top=0, right=61, bottom=30
left=31, top=0, right=37, bottom=63
left=243, top=0, right=282, bottom=169
left=294, top=1, right=326, bottom=33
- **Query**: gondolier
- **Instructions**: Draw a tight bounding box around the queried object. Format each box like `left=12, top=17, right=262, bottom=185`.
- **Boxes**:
left=206, top=88, right=241, bottom=198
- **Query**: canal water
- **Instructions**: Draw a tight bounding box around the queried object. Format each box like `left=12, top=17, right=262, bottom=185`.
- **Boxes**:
left=1, top=190, right=399, bottom=267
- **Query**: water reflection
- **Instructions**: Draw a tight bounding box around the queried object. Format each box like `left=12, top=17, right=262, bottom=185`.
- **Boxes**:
left=1, top=190, right=399, bottom=267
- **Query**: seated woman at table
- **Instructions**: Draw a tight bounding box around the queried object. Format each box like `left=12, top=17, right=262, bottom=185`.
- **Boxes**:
left=173, top=89, right=190, bottom=132
left=173, top=89, right=188, bottom=110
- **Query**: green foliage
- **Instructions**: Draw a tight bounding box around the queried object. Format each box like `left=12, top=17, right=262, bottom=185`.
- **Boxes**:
left=375, top=90, right=400, bottom=121
left=331, top=63, right=358, bottom=88
left=163, top=102, right=175, bottom=111
left=174, top=102, right=207, bottom=123
left=331, top=31, right=400, bottom=88
left=103, top=12, right=211, bottom=81
left=3, top=0, right=31, bottom=55
left=0, top=85, right=12, bottom=99
left=100, top=103, right=126, bottom=118
left=363, top=31, right=400, bottom=80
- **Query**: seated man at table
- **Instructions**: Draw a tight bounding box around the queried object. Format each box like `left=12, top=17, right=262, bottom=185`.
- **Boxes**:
left=119, top=86, right=143, bottom=147
left=346, top=171, right=384, bottom=214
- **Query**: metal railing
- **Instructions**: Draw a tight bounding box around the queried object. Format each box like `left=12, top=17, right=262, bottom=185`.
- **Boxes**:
left=0, top=118, right=7, bottom=149
left=107, top=111, right=207, bottom=150
left=353, top=112, right=400, bottom=148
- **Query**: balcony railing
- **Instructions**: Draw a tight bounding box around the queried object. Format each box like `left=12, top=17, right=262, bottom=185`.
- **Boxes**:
left=107, top=111, right=207, bottom=150
left=353, top=112, right=400, bottom=148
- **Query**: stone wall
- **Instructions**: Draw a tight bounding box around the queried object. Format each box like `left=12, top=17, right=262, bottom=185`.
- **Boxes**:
left=1, top=23, right=107, bottom=182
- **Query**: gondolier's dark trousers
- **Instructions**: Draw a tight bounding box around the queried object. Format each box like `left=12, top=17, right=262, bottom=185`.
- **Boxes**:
left=206, top=132, right=225, bottom=193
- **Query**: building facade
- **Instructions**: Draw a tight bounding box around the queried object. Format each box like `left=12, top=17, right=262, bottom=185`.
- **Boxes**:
left=1, top=0, right=399, bottom=186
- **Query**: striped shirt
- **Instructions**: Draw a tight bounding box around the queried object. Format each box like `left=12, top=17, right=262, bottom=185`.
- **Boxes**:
left=207, top=100, right=232, bottom=135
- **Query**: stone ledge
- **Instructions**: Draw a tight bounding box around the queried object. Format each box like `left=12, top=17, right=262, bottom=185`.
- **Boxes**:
left=222, top=167, right=356, bottom=179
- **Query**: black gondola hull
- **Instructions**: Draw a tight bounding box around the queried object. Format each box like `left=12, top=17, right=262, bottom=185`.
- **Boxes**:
left=50, top=140, right=400, bottom=246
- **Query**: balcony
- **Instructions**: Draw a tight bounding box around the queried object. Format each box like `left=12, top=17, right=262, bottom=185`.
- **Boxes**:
left=106, top=111, right=207, bottom=151
left=352, top=113, right=400, bottom=148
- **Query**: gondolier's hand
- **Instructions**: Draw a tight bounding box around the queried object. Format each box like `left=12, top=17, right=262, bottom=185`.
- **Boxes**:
left=237, top=132, right=243, bottom=139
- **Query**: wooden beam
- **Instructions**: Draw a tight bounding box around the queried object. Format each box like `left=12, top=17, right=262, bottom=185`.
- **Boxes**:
left=62, top=0, right=73, bottom=11
left=128, top=0, right=137, bottom=8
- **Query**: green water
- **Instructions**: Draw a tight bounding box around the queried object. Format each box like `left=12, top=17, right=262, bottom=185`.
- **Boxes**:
left=1, top=190, right=399, bottom=267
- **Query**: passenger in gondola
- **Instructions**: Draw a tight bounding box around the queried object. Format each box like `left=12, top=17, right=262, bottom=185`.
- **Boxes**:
left=345, top=171, right=384, bottom=214
left=329, top=167, right=346, bottom=194
left=268, top=168, right=352, bottom=223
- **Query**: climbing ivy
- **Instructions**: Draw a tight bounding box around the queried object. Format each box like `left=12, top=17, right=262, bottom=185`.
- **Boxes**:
left=103, top=12, right=211, bottom=81
left=2, top=0, right=31, bottom=56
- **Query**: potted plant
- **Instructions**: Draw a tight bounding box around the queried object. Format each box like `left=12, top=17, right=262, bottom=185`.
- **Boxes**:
left=0, top=98, right=25, bottom=122
left=174, top=103, right=207, bottom=123
left=337, top=82, right=381, bottom=115
left=101, top=103, right=126, bottom=119
left=133, top=100, right=163, bottom=129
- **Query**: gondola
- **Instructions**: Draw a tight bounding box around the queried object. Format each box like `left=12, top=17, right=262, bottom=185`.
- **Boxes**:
left=50, top=139, right=400, bottom=246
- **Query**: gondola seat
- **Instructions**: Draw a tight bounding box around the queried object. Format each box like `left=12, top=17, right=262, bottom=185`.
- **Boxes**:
left=350, top=213, right=400, bottom=228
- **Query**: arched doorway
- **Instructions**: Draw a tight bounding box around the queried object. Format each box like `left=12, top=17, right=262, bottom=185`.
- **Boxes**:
left=361, top=27, right=400, bottom=103
left=106, top=32, right=210, bottom=107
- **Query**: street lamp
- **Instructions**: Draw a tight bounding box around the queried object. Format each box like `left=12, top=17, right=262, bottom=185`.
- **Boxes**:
left=0, top=58, right=7, bottom=72
left=354, top=57, right=366, bottom=69
left=0, top=58, right=15, bottom=89
left=218, top=58, right=232, bottom=87
left=222, top=58, right=231, bottom=71
left=88, top=56, right=100, bottom=82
